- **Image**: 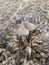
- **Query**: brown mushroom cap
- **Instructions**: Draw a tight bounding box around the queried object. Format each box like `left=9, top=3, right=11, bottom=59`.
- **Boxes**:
left=14, top=23, right=29, bottom=36
left=23, top=21, right=37, bottom=31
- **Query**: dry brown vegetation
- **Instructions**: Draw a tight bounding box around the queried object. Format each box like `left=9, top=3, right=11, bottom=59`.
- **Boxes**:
left=0, top=0, right=49, bottom=65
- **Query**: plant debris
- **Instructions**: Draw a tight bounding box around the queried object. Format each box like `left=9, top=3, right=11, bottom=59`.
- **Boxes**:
left=0, top=0, right=49, bottom=65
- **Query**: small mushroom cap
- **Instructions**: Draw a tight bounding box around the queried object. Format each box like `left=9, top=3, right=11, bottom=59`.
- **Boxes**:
left=23, top=21, right=37, bottom=31
left=14, top=24, right=29, bottom=36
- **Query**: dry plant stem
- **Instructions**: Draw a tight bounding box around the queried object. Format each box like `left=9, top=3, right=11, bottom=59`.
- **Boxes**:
left=39, top=6, right=49, bottom=19
left=0, top=52, right=19, bottom=65
left=2, top=52, right=8, bottom=61
left=19, top=35, right=27, bottom=47
left=18, top=36, right=23, bottom=56
left=21, top=36, right=25, bottom=42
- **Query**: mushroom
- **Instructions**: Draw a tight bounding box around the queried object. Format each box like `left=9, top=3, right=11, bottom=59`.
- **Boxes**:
left=14, top=23, right=29, bottom=51
left=23, top=21, right=37, bottom=32
left=23, top=21, right=38, bottom=42
left=14, top=23, right=29, bottom=36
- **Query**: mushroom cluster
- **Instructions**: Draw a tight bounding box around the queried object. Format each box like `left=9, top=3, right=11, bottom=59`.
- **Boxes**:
left=13, top=20, right=37, bottom=48
left=14, top=20, right=37, bottom=36
left=13, top=20, right=37, bottom=60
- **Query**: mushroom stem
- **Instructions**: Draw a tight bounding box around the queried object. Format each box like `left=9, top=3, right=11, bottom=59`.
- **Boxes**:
left=21, top=35, right=25, bottom=42
left=19, top=35, right=27, bottom=47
